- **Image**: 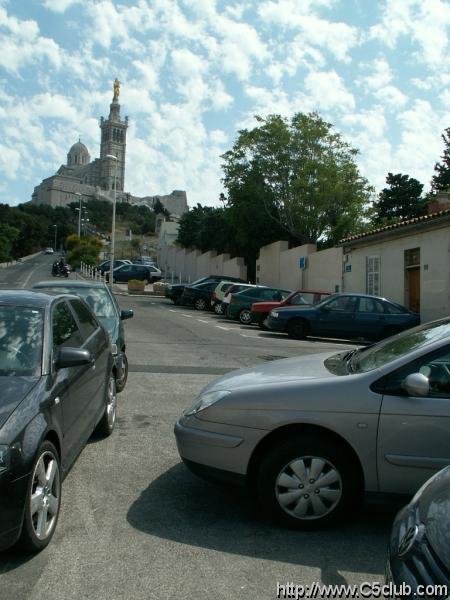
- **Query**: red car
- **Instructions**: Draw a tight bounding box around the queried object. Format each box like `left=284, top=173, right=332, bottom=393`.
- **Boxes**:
left=250, top=289, right=331, bottom=329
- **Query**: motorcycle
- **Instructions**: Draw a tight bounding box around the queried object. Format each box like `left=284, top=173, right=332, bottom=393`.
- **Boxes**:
left=51, top=261, right=70, bottom=278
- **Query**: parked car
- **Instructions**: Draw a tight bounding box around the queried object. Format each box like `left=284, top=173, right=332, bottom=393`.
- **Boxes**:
left=105, top=263, right=161, bottom=284
left=179, top=280, right=222, bottom=310
left=97, top=259, right=132, bottom=274
left=166, top=275, right=246, bottom=305
left=211, top=281, right=237, bottom=315
left=32, top=280, right=133, bottom=392
left=266, top=293, right=420, bottom=341
left=251, top=289, right=332, bottom=329
left=220, top=283, right=260, bottom=317
left=227, top=286, right=292, bottom=325
left=386, top=466, right=450, bottom=597
left=175, top=317, right=450, bottom=529
left=45, top=247, right=54, bottom=254
left=0, top=289, right=116, bottom=552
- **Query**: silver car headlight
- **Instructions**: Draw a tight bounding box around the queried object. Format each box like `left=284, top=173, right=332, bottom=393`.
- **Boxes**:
left=184, top=390, right=231, bottom=416
left=0, top=445, right=10, bottom=473
left=270, top=310, right=279, bottom=318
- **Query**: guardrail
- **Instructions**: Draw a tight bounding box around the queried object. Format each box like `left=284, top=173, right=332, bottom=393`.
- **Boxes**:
left=79, top=262, right=107, bottom=283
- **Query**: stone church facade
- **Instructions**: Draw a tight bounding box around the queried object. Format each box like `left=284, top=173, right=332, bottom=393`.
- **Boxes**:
left=31, top=80, right=188, bottom=218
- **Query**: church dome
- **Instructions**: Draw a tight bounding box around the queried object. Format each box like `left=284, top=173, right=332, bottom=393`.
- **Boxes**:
left=67, top=140, right=91, bottom=167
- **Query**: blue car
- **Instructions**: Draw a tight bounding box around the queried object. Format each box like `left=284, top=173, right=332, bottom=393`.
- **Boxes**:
left=266, top=293, right=420, bottom=341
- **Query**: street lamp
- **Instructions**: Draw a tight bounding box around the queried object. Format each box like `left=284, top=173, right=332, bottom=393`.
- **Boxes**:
left=52, top=224, right=57, bottom=251
left=106, top=154, right=118, bottom=291
left=74, top=192, right=82, bottom=237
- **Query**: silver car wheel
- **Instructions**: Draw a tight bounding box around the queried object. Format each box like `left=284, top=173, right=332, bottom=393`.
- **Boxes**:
left=239, top=309, right=252, bottom=324
left=214, top=303, right=223, bottom=315
left=275, top=456, right=342, bottom=520
left=30, top=451, right=60, bottom=540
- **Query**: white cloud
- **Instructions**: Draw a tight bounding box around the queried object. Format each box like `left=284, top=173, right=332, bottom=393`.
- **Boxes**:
left=304, top=71, right=355, bottom=111
left=0, top=144, right=21, bottom=179
left=0, top=7, right=63, bottom=73
left=43, top=0, right=80, bottom=13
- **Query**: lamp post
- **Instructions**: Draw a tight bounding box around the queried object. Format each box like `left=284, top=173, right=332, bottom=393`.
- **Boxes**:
left=52, top=225, right=57, bottom=251
left=106, top=154, right=118, bottom=291
left=74, top=192, right=82, bottom=237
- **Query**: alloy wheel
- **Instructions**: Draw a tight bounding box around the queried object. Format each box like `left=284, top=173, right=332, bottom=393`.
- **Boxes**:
left=30, top=450, right=60, bottom=541
left=275, top=456, right=342, bottom=520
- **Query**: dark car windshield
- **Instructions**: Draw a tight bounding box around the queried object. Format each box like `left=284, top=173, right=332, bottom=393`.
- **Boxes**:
left=36, top=287, right=116, bottom=318
left=0, top=306, right=44, bottom=375
left=352, top=320, right=450, bottom=373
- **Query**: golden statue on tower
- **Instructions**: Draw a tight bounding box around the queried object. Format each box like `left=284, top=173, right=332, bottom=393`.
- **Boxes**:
left=113, top=78, right=120, bottom=100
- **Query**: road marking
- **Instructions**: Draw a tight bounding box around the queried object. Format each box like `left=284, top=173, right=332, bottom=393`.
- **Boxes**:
left=197, top=319, right=209, bottom=323
left=216, top=325, right=231, bottom=330
left=169, top=309, right=177, bottom=312
left=21, top=269, right=35, bottom=289
left=182, top=314, right=193, bottom=318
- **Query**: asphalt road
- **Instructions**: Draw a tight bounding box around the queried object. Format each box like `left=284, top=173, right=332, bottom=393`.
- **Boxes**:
left=0, top=254, right=397, bottom=600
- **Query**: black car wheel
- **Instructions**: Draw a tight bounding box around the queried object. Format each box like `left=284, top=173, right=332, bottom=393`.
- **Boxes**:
left=194, top=298, right=207, bottom=311
left=257, top=435, right=360, bottom=529
left=115, top=353, right=128, bottom=393
left=287, top=318, right=308, bottom=339
left=239, top=309, right=252, bottom=324
left=258, top=314, right=269, bottom=330
left=95, top=375, right=117, bottom=437
left=19, top=440, right=61, bottom=552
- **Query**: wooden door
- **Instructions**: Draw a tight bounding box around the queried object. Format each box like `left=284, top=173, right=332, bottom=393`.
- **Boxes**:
left=408, top=267, right=420, bottom=313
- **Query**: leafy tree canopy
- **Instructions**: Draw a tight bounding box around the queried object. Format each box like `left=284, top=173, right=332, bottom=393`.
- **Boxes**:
left=221, top=112, right=373, bottom=246
left=431, top=127, right=450, bottom=192
left=373, top=173, right=426, bottom=224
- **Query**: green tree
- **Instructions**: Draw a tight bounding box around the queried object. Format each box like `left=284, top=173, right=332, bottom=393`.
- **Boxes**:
left=0, top=223, right=19, bottom=262
left=373, top=173, right=426, bottom=224
left=66, top=235, right=102, bottom=269
left=431, top=127, right=450, bottom=192
left=177, top=204, right=232, bottom=254
left=221, top=112, right=373, bottom=246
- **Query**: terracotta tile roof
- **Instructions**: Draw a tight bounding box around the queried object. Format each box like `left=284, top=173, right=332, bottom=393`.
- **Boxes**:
left=340, top=207, right=450, bottom=244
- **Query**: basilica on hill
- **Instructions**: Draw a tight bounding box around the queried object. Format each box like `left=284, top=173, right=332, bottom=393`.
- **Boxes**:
left=31, top=79, right=188, bottom=218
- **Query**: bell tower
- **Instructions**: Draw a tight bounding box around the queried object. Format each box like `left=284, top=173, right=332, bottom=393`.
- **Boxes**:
left=100, top=78, right=128, bottom=192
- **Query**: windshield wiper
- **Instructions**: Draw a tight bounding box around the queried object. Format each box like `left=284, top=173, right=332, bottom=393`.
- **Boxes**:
left=344, top=349, right=358, bottom=373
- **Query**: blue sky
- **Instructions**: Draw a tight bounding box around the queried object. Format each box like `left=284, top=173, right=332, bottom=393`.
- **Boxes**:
left=0, top=0, right=449, bottom=207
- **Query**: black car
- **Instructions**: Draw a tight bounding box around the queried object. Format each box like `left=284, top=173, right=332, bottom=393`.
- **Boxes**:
left=0, top=290, right=116, bottom=552
left=387, top=466, right=450, bottom=599
left=32, top=280, right=133, bottom=392
left=266, top=293, right=420, bottom=341
left=96, top=259, right=131, bottom=274
left=105, top=263, right=161, bottom=284
left=179, top=281, right=219, bottom=310
left=166, top=275, right=245, bottom=305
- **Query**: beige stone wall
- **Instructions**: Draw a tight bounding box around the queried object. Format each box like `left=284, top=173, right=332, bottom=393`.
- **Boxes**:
left=306, top=247, right=343, bottom=293
left=255, top=241, right=289, bottom=287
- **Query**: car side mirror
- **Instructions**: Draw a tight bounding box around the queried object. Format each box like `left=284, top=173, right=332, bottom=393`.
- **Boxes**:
left=55, top=347, right=92, bottom=369
left=120, top=309, right=134, bottom=320
left=402, top=373, right=430, bottom=397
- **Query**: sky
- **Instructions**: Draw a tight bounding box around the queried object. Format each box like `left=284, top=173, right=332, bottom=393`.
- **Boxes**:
left=0, top=0, right=449, bottom=208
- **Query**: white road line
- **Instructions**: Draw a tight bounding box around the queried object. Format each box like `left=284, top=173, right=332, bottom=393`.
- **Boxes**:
left=182, top=314, right=193, bottom=318
left=21, top=269, right=35, bottom=289
left=197, top=319, right=209, bottom=323
left=216, top=325, right=231, bottom=330
left=169, top=309, right=177, bottom=312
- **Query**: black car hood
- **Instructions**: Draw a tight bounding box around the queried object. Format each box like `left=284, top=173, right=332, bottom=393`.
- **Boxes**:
left=0, top=377, right=40, bottom=429
left=418, top=466, right=450, bottom=571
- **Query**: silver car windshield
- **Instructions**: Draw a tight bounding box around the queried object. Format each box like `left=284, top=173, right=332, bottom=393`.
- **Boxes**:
left=40, top=287, right=116, bottom=318
left=353, top=320, right=450, bottom=373
left=0, top=306, right=44, bottom=375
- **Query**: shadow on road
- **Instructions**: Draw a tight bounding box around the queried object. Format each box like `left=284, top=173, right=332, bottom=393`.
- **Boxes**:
left=127, top=463, right=396, bottom=581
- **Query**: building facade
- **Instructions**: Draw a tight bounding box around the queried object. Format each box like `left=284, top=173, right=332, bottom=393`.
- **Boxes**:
left=31, top=80, right=188, bottom=218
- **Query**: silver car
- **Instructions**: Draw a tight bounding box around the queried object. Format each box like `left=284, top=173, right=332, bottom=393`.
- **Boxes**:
left=175, top=318, right=450, bottom=529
